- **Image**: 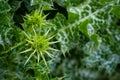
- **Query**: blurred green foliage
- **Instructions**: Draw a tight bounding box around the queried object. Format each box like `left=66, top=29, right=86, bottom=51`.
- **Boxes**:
left=0, top=0, right=120, bottom=80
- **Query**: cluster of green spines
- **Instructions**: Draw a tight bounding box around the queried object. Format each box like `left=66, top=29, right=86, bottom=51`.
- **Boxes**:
left=20, top=10, right=58, bottom=66
left=32, top=35, right=49, bottom=52
left=25, top=10, right=46, bottom=27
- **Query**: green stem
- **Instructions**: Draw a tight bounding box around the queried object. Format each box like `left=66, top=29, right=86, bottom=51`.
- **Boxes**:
left=0, top=41, right=25, bottom=57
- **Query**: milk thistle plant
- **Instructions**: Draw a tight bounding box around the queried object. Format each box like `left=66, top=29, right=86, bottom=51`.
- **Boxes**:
left=20, top=10, right=59, bottom=66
